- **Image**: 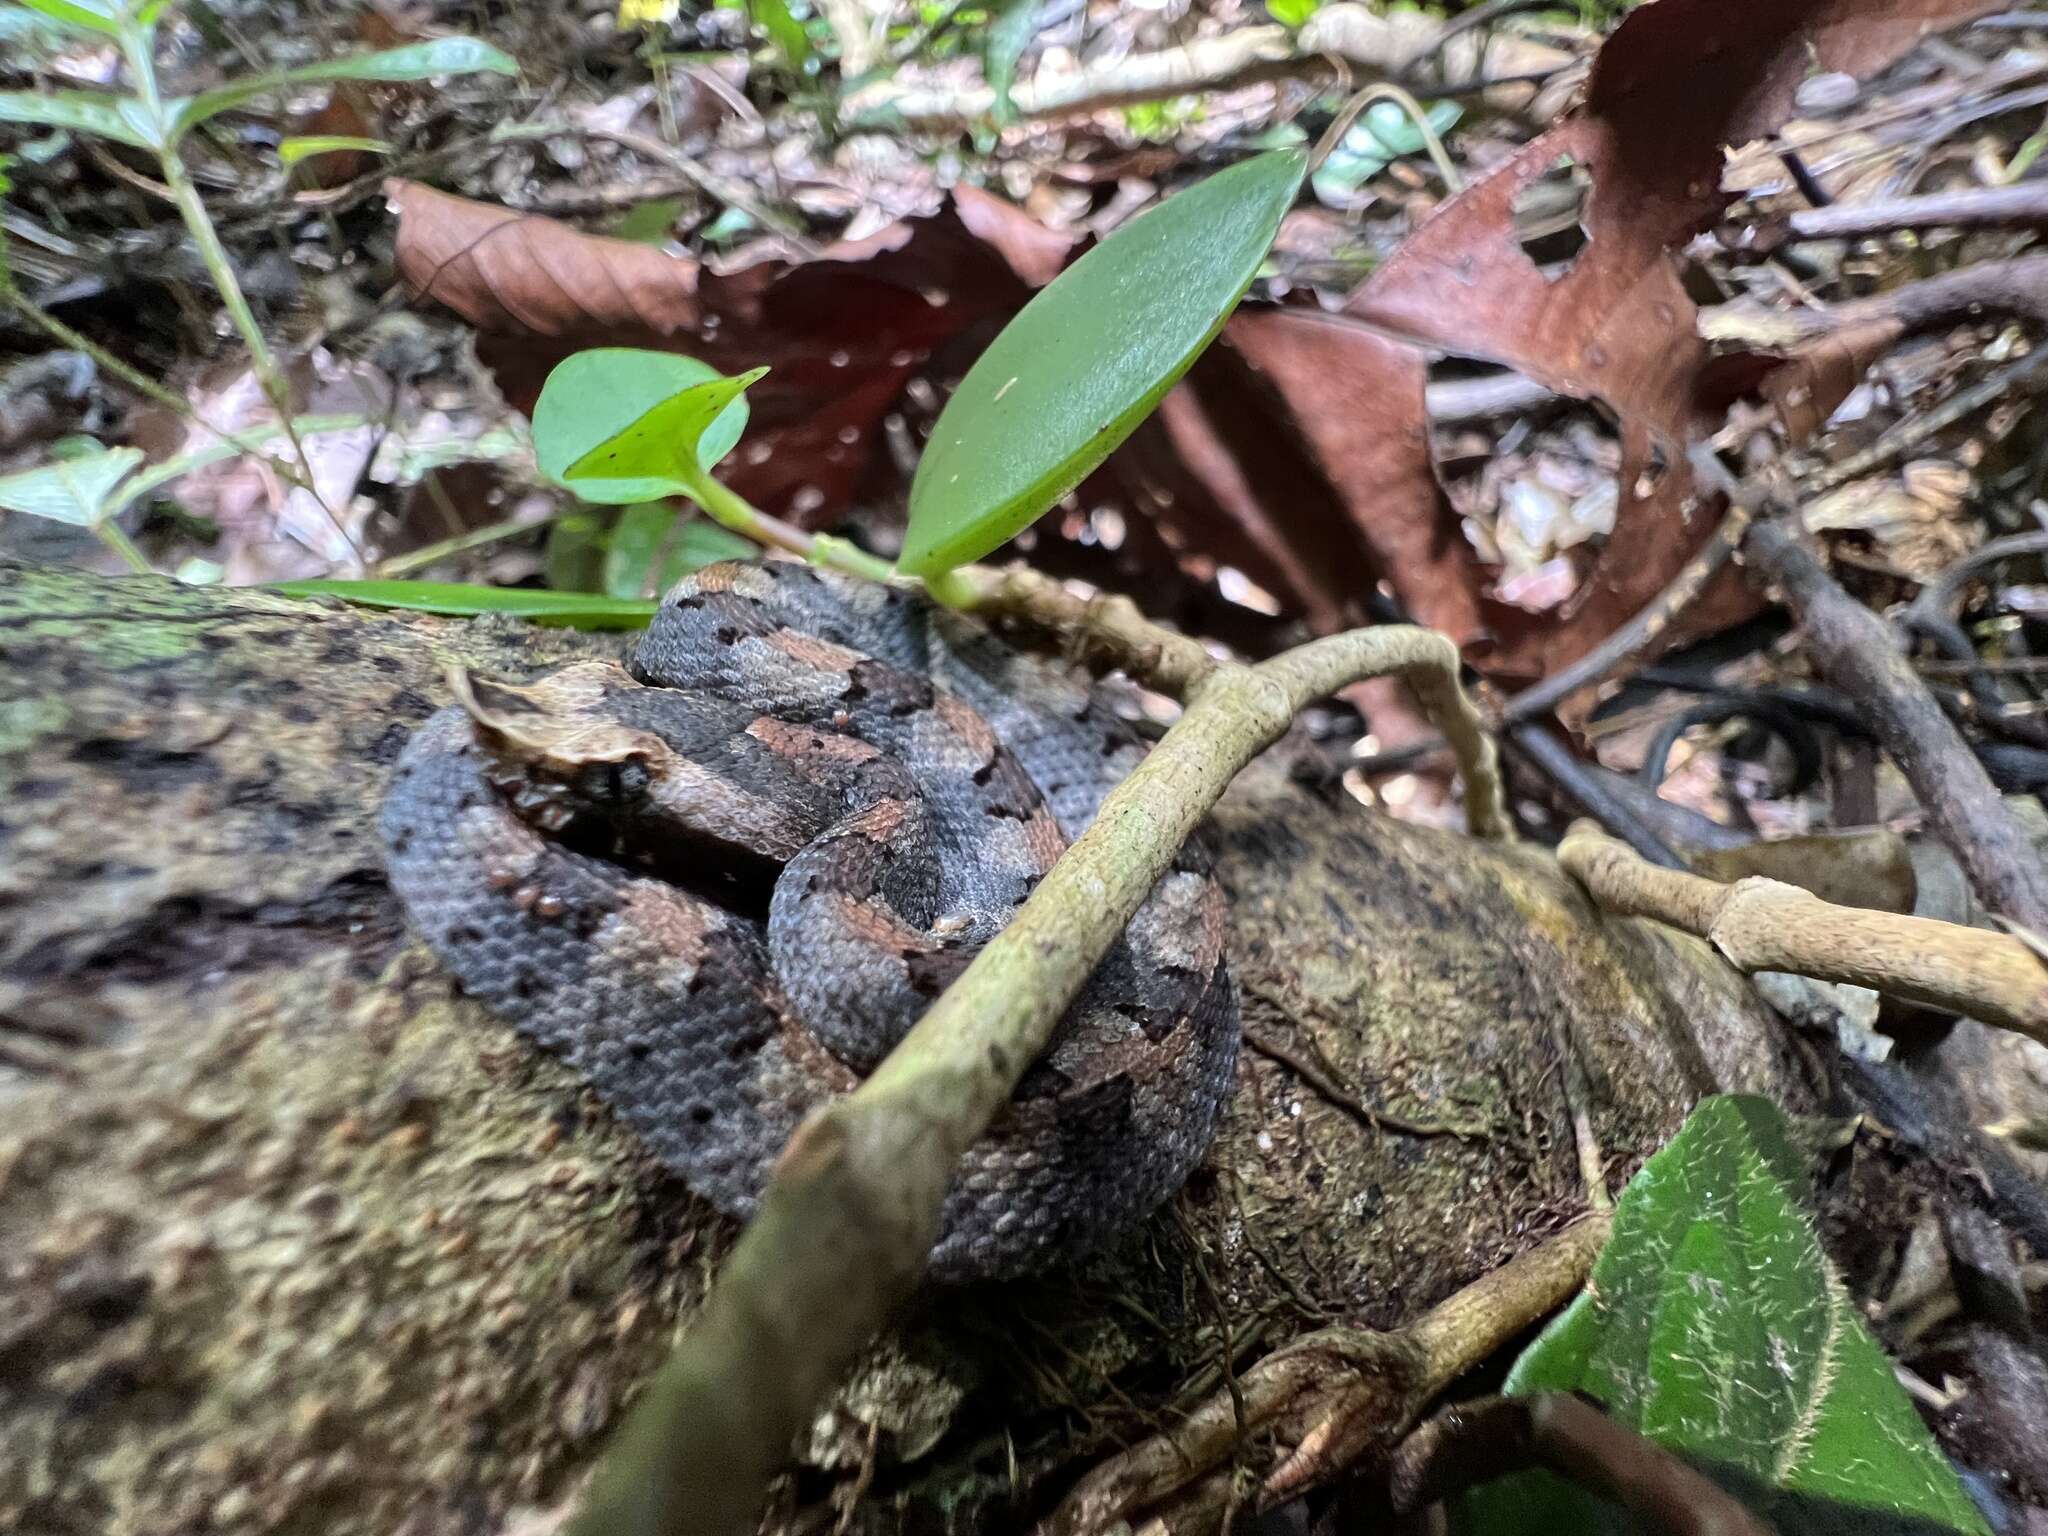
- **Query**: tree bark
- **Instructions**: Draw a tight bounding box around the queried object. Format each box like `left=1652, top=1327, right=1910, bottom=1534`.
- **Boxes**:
left=0, top=562, right=1812, bottom=1535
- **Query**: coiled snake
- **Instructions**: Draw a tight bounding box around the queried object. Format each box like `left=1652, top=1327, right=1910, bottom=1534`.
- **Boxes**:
left=379, top=560, right=1239, bottom=1280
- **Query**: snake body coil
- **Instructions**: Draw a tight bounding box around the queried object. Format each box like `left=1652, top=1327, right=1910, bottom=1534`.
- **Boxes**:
left=379, top=560, right=1239, bottom=1280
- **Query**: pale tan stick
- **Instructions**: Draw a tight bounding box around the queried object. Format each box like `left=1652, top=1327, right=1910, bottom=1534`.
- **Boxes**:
left=956, top=563, right=1513, bottom=842
left=1559, top=820, right=2048, bottom=1043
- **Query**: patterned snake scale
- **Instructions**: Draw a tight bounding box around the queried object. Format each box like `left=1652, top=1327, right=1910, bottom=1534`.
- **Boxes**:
left=379, top=560, right=1239, bottom=1280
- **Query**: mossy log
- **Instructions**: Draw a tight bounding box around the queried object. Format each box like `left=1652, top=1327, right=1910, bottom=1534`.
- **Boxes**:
left=0, top=562, right=1812, bottom=1534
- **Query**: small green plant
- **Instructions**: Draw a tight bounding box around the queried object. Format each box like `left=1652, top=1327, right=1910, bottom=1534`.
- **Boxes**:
left=526, top=148, right=1307, bottom=610
left=1454, top=1096, right=1989, bottom=1535
left=232, top=149, right=1301, bottom=619
left=1121, top=96, right=1204, bottom=144
left=0, top=0, right=513, bottom=551
left=0, top=416, right=360, bottom=573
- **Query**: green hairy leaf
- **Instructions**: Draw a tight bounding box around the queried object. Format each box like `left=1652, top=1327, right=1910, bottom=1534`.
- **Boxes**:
left=274, top=580, right=656, bottom=629
left=1453, top=1096, right=1990, bottom=1536
left=898, top=148, right=1305, bottom=579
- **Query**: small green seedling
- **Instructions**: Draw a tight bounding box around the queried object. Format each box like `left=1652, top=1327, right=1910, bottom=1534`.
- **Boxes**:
left=532, top=148, right=1308, bottom=603
left=0, top=415, right=363, bottom=573
left=0, top=5, right=513, bottom=152
left=0, top=0, right=513, bottom=537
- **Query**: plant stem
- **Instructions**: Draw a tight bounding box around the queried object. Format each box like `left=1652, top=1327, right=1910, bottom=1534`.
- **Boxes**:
left=373, top=508, right=569, bottom=578
left=1309, top=81, right=1463, bottom=193
left=685, top=471, right=896, bottom=584
left=116, top=18, right=359, bottom=567
left=155, top=157, right=361, bottom=553
left=94, top=517, right=154, bottom=575
left=0, top=259, right=324, bottom=495
left=920, top=566, right=982, bottom=609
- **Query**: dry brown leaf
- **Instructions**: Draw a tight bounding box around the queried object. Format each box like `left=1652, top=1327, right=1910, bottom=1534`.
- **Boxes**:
left=389, top=179, right=703, bottom=338
left=1220, top=308, right=1488, bottom=645
left=1344, top=0, right=2006, bottom=682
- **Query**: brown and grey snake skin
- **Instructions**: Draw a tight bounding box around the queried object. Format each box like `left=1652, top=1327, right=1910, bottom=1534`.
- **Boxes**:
left=379, top=560, right=1239, bottom=1280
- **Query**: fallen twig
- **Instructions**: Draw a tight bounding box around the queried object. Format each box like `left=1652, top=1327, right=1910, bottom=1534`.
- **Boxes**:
left=959, top=562, right=1517, bottom=839
left=1042, top=1215, right=1611, bottom=1533
left=1906, top=530, right=2048, bottom=633
left=1701, top=250, right=2048, bottom=348
left=841, top=3, right=1576, bottom=131
left=1803, top=344, right=2048, bottom=499
left=1506, top=722, right=1686, bottom=869
left=566, top=569, right=1508, bottom=1536
left=1500, top=503, right=1756, bottom=730
left=1898, top=522, right=2048, bottom=751
left=1559, top=820, right=2048, bottom=1042
left=1719, top=178, right=2048, bottom=252
left=1732, top=499, right=2048, bottom=938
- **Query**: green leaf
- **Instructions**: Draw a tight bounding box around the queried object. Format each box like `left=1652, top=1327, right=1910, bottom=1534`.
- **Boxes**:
left=1454, top=1097, right=1990, bottom=1536
left=665, top=515, right=757, bottom=575
left=609, top=195, right=688, bottom=244
left=899, top=149, right=1304, bottom=579
left=168, top=38, right=517, bottom=140
left=0, top=88, right=156, bottom=148
left=983, top=0, right=1043, bottom=127
left=272, top=579, right=656, bottom=629
left=603, top=503, right=757, bottom=597
left=277, top=133, right=392, bottom=167
left=0, top=446, right=143, bottom=525
left=13, top=0, right=121, bottom=36
left=1265, top=0, right=1320, bottom=26
left=558, top=363, right=767, bottom=504
left=747, top=0, right=812, bottom=73
left=0, top=7, right=73, bottom=53
left=545, top=508, right=611, bottom=592
left=604, top=501, right=680, bottom=598
left=533, top=351, right=757, bottom=505
left=0, top=411, right=372, bottom=528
